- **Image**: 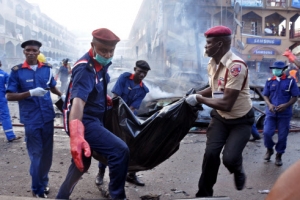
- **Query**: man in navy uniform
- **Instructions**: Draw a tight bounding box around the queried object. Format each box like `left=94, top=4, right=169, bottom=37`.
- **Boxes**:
left=95, top=60, right=150, bottom=187
left=56, top=28, right=129, bottom=200
left=6, top=40, right=63, bottom=198
left=0, top=60, right=22, bottom=142
left=263, top=61, right=298, bottom=166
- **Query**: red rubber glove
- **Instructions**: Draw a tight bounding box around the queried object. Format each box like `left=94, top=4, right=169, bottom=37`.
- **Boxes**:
left=69, top=119, right=91, bottom=172
left=283, top=49, right=296, bottom=63
left=107, top=95, right=113, bottom=106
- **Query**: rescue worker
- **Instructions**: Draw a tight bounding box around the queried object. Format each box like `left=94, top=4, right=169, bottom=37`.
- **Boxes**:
left=185, top=26, right=255, bottom=197
left=95, top=60, right=151, bottom=187
left=262, top=61, right=298, bottom=166
left=283, top=49, right=300, bottom=69
left=0, top=60, right=22, bottom=142
left=6, top=40, right=63, bottom=198
left=37, top=53, right=46, bottom=63
left=56, top=28, right=129, bottom=200
left=55, top=58, right=71, bottom=94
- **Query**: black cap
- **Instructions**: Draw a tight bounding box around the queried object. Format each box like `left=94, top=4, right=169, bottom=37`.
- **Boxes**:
left=136, top=60, right=151, bottom=70
left=64, top=58, right=69, bottom=63
left=21, top=40, right=42, bottom=48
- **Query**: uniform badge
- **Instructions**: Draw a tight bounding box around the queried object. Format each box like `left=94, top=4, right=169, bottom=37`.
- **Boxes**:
left=230, top=64, right=241, bottom=77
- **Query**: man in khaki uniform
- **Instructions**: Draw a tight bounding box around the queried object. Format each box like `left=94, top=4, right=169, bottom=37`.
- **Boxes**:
left=186, top=25, right=255, bottom=197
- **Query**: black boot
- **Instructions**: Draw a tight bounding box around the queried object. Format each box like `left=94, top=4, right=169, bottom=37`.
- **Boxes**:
left=275, top=153, right=283, bottom=166
left=95, top=169, right=105, bottom=185
left=126, top=172, right=145, bottom=186
left=264, top=148, right=274, bottom=160
left=233, top=167, right=246, bottom=190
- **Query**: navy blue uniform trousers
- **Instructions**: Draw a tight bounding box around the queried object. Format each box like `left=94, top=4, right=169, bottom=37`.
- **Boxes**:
left=196, top=109, right=254, bottom=197
left=264, top=115, right=291, bottom=154
left=56, top=119, right=129, bottom=199
left=25, top=120, right=54, bottom=195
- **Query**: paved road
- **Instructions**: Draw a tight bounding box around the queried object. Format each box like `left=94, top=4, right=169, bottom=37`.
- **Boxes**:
left=0, top=125, right=300, bottom=200
left=2, top=101, right=300, bottom=199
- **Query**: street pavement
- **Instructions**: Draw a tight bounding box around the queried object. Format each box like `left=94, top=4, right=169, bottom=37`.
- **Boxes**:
left=1, top=101, right=300, bottom=200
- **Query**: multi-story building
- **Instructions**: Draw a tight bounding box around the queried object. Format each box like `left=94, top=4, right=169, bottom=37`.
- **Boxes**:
left=128, top=0, right=300, bottom=84
left=0, top=0, right=78, bottom=70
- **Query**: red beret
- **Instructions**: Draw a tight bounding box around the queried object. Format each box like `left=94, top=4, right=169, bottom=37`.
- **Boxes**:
left=92, top=28, right=120, bottom=45
left=204, top=26, right=232, bottom=38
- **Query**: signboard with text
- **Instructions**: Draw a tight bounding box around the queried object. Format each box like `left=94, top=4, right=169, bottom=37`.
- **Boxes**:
left=254, top=50, right=275, bottom=55
left=246, top=38, right=281, bottom=45
left=291, top=0, right=300, bottom=9
left=231, top=0, right=263, bottom=7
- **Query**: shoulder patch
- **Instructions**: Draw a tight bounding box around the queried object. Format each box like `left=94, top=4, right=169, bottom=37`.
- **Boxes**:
left=12, top=66, right=19, bottom=71
left=229, top=64, right=241, bottom=77
left=268, top=78, right=271, bottom=81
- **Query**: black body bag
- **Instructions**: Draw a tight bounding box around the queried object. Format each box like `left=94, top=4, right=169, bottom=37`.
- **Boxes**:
left=93, top=96, right=198, bottom=172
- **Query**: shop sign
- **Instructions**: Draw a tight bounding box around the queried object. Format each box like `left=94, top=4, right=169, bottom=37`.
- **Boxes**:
left=254, top=50, right=275, bottom=55
left=246, top=38, right=281, bottom=45
left=231, top=0, right=263, bottom=7
left=291, top=0, right=300, bottom=9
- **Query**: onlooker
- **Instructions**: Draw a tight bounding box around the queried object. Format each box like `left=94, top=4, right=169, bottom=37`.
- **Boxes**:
left=55, top=58, right=71, bottom=94
left=262, top=61, right=298, bottom=166
left=265, top=160, right=300, bottom=200
left=95, top=60, right=151, bottom=187
left=0, top=60, right=22, bottom=142
left=185, top=25, right=255, bottom=197
left=6, top=40, right=63, bottom=198
left=56, top=28, right=129, bottom=200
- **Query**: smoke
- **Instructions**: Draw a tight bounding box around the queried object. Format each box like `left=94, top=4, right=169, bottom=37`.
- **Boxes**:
left=143, top=81, right=183, bottom=101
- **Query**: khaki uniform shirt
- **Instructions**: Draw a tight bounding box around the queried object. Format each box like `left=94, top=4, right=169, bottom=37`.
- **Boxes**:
left=207, top=50, right=252, bottom=119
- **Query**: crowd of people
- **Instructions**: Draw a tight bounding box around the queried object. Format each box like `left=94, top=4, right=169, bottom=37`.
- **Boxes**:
left=0, top=25, right=300, bottom=200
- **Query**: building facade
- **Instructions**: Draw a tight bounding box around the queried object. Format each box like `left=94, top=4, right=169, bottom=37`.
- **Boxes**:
left=0, top=0, right=78, bottom=70
left=128, top=0, right=300, bottom=85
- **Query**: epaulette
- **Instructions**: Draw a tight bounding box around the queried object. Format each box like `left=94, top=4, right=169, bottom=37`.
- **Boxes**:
left=12, top=65, right=20, bottom=71
left=43, top=63, right=52, bottom=68
left=287, top=75, right=292, bottom=79
left=267, top=78, right=271, bottom=81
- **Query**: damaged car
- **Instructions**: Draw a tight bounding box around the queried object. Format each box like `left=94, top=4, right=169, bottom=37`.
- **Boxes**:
left=107, top=77, right=267, bottom=128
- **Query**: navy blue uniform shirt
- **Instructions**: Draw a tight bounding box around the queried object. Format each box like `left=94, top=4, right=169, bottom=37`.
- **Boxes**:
left=263, top=74, right=298, bottom=117
left=6, top=61, right=56, bottom=124
left=111, top=72, right=149, bottom=109
left=63, top=49, right=110, bottom=131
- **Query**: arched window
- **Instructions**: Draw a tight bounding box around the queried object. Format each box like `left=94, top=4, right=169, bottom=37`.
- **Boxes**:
left=15, top=4, right=23, bottom=18
left=0, top=15, right=4, bottom=26
left=25, top=9, right=31, bottom=22
left=7, top=0, right=13, bottom=9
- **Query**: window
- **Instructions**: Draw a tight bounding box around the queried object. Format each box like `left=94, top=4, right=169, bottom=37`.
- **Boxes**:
left=7, top=0, right=13, bottom=9
left=267, top=0, right=286, bottom=7
left=15, top=4, right=24, bottom=18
